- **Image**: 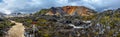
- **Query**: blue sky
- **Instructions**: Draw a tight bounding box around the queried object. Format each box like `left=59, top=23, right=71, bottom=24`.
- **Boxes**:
left=0, top=0, right=120, bottom=14
left=0, top=0, right=2, bottom=2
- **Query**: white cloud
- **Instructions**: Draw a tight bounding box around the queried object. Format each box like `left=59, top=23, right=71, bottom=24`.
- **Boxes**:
left=0, top=9, right=11, bottom=14
left=0, top=0, right=120, bottom=14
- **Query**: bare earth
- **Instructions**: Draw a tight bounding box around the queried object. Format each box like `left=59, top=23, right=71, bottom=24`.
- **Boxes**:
left=6, top=21, right=25, bottom=37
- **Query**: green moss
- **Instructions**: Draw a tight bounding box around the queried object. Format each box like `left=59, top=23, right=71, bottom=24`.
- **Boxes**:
left=43, top=33, right=50, bottom=37
left=0, top=24, right=4, bottom=28
left=117, top=33, right=120, bottom=37
left=38, top=19, right=47, bottom=23
left=35, top=9, right=49, bottom=15
left=26, top=19, right=32, bottom=23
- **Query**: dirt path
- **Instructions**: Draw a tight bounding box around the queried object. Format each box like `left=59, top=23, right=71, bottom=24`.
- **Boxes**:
left=6, top=21, right=25, bottom=37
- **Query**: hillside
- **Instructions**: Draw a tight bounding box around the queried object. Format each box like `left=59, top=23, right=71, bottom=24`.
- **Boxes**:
left=35, top=6, right=96, bottom=16
left=8, top=6, right=120, bottom=37
left=0, top=18, right=15, bottom=37
left=0, top=13, right=6, bottom=18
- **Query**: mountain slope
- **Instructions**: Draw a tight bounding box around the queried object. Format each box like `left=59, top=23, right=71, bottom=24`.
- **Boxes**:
left=0, top=12, right=6, bottom=17
left=36, top=6, right=96, bottom=16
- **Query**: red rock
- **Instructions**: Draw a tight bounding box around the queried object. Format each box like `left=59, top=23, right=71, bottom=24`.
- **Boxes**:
left=46, top=6, right=96, bottom=16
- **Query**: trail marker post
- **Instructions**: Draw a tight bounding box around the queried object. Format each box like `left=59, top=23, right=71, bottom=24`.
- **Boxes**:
left=31, top=21, right=37, bottom=37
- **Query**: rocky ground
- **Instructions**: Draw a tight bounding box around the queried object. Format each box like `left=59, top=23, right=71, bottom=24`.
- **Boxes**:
left=9, top=12, right=120, bottom=37
left=5, top=21, right=25, bottom=37
left=0, top=18, right=15, bottom=37
left=1, top=6, right=120, bottom=37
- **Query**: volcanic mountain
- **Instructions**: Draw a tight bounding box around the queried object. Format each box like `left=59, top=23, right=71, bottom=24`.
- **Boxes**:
left=45, top=6, right=97, bottom=16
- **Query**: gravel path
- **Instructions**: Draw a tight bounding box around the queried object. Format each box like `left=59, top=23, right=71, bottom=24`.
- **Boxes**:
left=6, top=21, right=25, bottom=37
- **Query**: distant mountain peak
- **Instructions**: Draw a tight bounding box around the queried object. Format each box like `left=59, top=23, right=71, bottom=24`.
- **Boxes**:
left=45, top=6, right=96, bottom=16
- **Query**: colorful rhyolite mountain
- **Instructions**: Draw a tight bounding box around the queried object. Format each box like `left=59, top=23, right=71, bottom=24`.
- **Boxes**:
left=45, top=6, right=96, bottom=16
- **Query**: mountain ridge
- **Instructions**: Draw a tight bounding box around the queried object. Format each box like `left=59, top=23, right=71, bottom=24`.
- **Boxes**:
left=45, top=6, right=97, bottom=16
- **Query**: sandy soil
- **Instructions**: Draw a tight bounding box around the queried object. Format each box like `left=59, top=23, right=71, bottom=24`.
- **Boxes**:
left=6, top=21, right=25, bottom=37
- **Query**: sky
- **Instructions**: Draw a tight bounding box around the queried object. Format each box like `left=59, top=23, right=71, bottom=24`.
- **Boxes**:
left=0, top=0, right=120, bottom=14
